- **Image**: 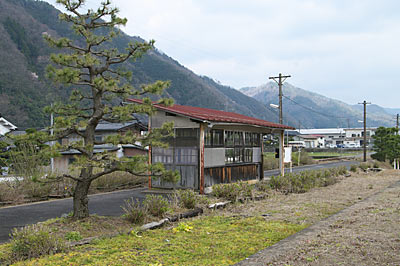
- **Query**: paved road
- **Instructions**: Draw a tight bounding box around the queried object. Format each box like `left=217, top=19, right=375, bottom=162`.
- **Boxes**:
left=0, top=188, right=147, bottom=243
left=264, top=160, right=358, bottom=178
left=0, top=160, right=357, bottom=243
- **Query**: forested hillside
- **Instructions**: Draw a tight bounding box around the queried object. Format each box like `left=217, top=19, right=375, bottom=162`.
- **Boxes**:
left=0, top=0, right=277, bottom=128
left=241, top=82, right=394, bottom=128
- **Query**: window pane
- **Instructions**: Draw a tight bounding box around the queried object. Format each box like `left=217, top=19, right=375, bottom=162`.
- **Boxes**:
left=205, top=129, right=212, bottom=146
left=234, top=132, right=243, bottom=146
left=252, top=133, right=260, bottom=147
left=225, top=148, right=234, bottom=163
left=245, top=132, right=252, bottom=146
left=234, top=148, right=243, bottom=162
left=225, top=131, right=234, bottom=147
left=244, top=148, right=253, bottom=162
left=213, top=130, right=224, bottom=146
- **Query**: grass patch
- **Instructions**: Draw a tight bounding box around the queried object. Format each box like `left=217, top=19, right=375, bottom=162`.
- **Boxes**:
left=16, top=216, right=306, bottom=266
left=308, top=151, right=360, bottom=158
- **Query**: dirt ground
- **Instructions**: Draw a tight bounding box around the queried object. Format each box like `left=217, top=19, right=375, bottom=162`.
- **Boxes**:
left=232, top=169, right=400, bottom=266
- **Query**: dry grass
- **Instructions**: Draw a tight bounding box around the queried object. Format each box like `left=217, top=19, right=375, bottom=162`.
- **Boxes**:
left=230, top=169, right=400, bottom=265
left=220, top=169, right=399, bottom=225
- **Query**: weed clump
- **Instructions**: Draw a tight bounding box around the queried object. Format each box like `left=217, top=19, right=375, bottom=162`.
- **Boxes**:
left=350, top=164, right=358, bottom=172
left=212, top=181, right=253, bottom=201
left=122, top=198, right=147, bottom=224
left=359, top=163, right=370, bottom=171
left=64, top=231, right=83, bottom=241
left=10, top=224, right=65, bottom=262
left=143, top=195, right=169, bottom=218
left=269, top=167, right=347, bottom=194
left=174, top=189, right=197, bottom=209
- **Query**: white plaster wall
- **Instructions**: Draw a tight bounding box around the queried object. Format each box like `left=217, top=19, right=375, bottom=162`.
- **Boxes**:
left=0, top=124, right=9, bottom=135
left=253, top=148, right=261, bottom=163
left=204, top=148, right=225, bottom=167
left=151, top=111, right=199, bottom=128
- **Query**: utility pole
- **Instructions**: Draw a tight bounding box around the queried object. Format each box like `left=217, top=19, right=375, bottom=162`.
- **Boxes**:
left=269, top=73, right=291, bottom=125
left=50, top=104, right=54, bottom=173
left=269, top=73, right=291, bottom=177
left=358, top=100, right=371, bottom=162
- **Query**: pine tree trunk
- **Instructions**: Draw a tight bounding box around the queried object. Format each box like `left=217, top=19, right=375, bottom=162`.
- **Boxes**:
left=72, top=179, right=91, bottom=219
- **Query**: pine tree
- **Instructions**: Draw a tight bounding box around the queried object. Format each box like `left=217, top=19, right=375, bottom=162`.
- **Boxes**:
left=40, top=0, right=178, bottom=219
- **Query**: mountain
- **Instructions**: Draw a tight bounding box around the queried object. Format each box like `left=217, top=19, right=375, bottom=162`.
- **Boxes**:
left=240, top=82, right=394, bottom=129
left=0, top=0, right=277, bottom=128
left=383, top=108, right=400, bottom=116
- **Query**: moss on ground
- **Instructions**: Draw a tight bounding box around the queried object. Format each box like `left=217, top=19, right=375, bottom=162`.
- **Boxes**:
left=12, top=216, right=305, bottom=266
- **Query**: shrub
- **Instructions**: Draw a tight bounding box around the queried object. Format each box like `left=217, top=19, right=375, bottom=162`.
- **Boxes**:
left=269, top=175, right=290, bottom=192
left=64, top=231, right=83, bottom=241
left=292, top=151, right=314, bottom=166
left=373, top=161, right=380, bottom=168
left=143, top=195, right=169, bottom=217
left=212, top=181, right=253, bottom=201
left=10, top=224, right=64, bottom=262
left=91, top=171, right=146, bottom=191
left=174, top=189, right=197, bottom=209
left=212, top=183, right=240, bottom=201
left=337, top=166, right=348, bottom=175
left=255, top=180, right=270, bottom=193
left=122, top=198, right=147, bottom=224
left=269, top=167, right=342, bottom=194
left=350, top=164, right=358, bottom=172
left=359, top=163, right=369, bottom=171
left=263, top=157, right=279, bottom=170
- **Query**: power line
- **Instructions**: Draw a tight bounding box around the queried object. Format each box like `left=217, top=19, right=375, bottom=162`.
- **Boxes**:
left=281, top=95, right=361, bottom=120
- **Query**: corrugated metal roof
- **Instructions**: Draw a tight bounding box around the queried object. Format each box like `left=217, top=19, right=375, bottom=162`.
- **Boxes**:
left=128, top=99, right=294, bottom=130
left=95, top=121, right=143, bottom=131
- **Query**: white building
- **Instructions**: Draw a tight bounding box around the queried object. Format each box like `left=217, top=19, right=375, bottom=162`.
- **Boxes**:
left=0, top=116, right=17, bottom=136
left=297, top=127, right=376, bottom=148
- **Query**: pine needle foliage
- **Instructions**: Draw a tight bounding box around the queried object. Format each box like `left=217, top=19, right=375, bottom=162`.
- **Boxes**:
left=4, top=0, right=179, bottom=219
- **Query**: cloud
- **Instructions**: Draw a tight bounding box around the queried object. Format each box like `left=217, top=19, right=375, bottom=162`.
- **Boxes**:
left=45, top=0, right=400, bottom=107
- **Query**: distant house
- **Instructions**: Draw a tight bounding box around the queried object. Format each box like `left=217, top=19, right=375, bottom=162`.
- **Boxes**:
left=54, top=121, right=148, bottom=173
left=297, top=128, right=376, bottom=148
left=295, top=134, right=325, bottom=148
left=0, top=115, right=17, bottom=136
left=128, top=99, right=293, bottom=193
left=343, top=127, right=376, bottom=147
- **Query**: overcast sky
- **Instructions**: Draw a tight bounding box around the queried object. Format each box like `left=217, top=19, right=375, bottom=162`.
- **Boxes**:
left=45, top=0, right=400, bottom=108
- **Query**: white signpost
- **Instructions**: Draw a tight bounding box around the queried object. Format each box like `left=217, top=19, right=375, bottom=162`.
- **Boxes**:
left=284, top=146, right=293, bottom=172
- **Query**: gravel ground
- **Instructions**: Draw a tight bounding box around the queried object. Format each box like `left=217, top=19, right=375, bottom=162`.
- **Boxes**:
left=231, top=169, right=400, bottom=266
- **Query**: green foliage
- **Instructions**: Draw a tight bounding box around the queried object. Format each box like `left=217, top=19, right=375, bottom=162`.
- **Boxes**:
left=359, top=163, right=370, bottom=171
left=212, top=181, right=253, bottom=201
left=2, top=17, right=38, bottom=66
left=255, top=180, right=271, bottom=193
left=292, top=151, right=314, bottom=166
left=64, top=231, right=83, bottom=241
left=122, top=198, right=147, bottom=224
left=174, top=189, right=197, bottom=209
left=10, top=224, right=65, bottom=262
left=3, top=139, right=51, bottom=179
left=173, top=222, right=193, bottom=233
left=25, top=0, right=179, bottom=219
left=269, top=167, right=346, bottom=194
left=15, top=216, right=305, bottom=266
left=350, top=164, right=358, bottom=172
left=372, top=127, right=400, bottom=163
left=143, top=195, right=169, bottom=218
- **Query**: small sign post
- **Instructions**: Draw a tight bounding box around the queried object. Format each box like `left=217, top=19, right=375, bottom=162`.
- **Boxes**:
left=284, top=146, right=292, bottom=172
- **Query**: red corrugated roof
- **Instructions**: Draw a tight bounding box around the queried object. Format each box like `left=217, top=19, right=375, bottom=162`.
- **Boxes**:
left=128, top=99, right=294, bottom=130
